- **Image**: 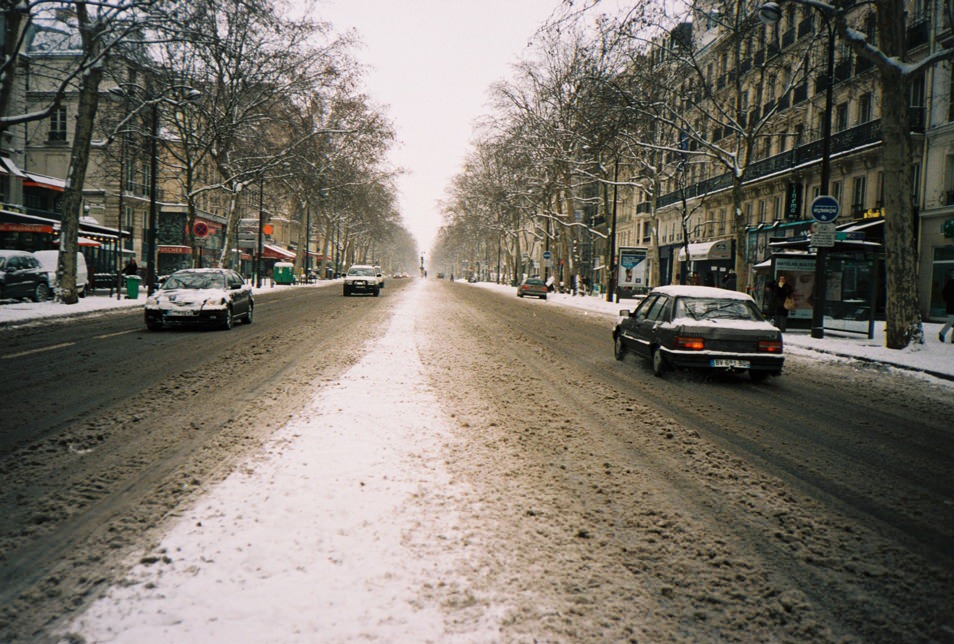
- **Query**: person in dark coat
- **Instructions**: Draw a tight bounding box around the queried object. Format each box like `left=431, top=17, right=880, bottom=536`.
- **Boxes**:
left=769, top=274, right=793, bottom=331
left=940, top=272, right=954, bottom=342
left=122, top=258, right=138, bottom=276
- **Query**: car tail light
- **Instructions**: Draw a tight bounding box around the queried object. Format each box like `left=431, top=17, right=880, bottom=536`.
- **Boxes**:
left=675, top=336, right=705, bottom=350
left=758, top=339, right=783, bottom=353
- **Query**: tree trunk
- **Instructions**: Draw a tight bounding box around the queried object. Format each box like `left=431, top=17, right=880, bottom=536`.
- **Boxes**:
left=58, top=56, right=104, bottom=305
left=880, top=69, right=919, bottom=348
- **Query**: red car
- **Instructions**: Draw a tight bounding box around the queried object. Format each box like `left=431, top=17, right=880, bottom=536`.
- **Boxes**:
left=517, top=278, right=548, bottom=300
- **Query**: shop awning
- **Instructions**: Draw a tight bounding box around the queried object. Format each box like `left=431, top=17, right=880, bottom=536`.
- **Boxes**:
left=262, top=243, right=296, bottom=260
left=676, top=239, right=732, bottom=262
left=78, top=236, right=101, bottom=247
left=0, top=156, right=27, bottom=178
left=23, top=172, right=66, bottom=192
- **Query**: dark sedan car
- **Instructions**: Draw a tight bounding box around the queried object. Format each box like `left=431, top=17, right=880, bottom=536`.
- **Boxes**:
left=144, top=268, right=253, bottom=330
left=612, top=285, right=783, bottom=381
left=517, top=277, right=548, bottom=300
left=0, top=249, right=51, bottom=302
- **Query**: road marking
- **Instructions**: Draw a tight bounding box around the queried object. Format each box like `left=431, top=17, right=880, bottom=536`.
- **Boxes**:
left=2, top=341, right=76, bottom=359
left=93, top=329, right=138, bottom=340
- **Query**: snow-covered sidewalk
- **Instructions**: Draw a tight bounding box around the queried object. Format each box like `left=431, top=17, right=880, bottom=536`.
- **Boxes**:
left=58, top=282, right=497, bottom=642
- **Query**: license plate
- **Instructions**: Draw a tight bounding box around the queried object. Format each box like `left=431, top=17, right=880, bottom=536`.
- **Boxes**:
left=711, top=358, right=750, bottom=369
left=167, top=310, right=196, bottom=317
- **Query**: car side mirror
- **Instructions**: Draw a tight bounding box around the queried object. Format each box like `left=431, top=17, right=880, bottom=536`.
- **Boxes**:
left=619, top=309, right=631, bottom=317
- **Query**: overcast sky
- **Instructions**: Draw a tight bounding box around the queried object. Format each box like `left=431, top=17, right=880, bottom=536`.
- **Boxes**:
left=315, top=0, right=561, bottom=254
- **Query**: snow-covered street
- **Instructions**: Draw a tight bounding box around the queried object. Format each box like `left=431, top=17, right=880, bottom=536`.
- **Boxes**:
left=60, top=283, right=491, bottom=642
left=0, top=278, right=951, bottom=642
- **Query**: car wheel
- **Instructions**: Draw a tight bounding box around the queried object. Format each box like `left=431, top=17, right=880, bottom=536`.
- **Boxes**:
left=651, top=347, right=667, bottom=377
left=613, top=334, right=627, bottom=361
left=244, top=303, right=254, bottom=324
left=221, top=305, right=234, bottom=330
left=146, top=321, right=163, bottom=331
left=541, top=294, right=547, bottom=300
left=33, top=281, right=51, bottom=302
left=373, top=286, right=380, bottom=296
left=343, top=286, right=350, bottom=296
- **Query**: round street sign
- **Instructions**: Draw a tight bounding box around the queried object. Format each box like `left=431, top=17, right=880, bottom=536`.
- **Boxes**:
left=543, top=250, right=552, bottom=260
left=810, top=195, right=840, bottom=223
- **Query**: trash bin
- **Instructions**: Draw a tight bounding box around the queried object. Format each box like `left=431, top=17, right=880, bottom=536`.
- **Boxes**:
left=125, top=274, right=141, bottom=299
left=272, top=261, right=296, bottom=285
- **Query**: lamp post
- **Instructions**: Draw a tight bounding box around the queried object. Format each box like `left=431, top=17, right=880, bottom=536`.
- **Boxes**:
left=759, top=0, right=836, bottom=338
left=257, top=174, right=265, bottom=288
left=146, top=101, right=159, bottom=296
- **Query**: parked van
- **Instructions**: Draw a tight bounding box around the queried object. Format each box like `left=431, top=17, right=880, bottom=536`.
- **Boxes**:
left=33, top=250, right=88, bottom=297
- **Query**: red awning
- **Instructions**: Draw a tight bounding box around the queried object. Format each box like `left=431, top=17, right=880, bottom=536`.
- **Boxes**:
left=262, top=243, right=295, bottom=260
left=158, top=245, right=192, bottom=255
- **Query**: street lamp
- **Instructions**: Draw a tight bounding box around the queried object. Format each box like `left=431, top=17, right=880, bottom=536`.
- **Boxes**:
left=759, top=0, right=836, bottom=338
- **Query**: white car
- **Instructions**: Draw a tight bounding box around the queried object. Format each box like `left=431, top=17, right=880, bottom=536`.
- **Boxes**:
left=342, top=264, right=381, bottom=296
left=144, top=268, right=253, bottom=330
left=33, top=250, right=88, bottom=297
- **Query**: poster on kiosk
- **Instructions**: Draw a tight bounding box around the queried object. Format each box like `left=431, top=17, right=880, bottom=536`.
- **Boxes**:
left=616, top=247, right=648, bottom=299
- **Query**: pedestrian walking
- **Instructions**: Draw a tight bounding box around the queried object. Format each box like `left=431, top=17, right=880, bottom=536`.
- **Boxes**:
left=939, top=271, right=954, bottom=342
left=769, top=274, right=794, bottom=331
left=122, top=258, right=138, bottom=276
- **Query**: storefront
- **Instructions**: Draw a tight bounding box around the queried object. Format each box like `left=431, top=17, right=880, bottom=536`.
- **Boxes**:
left=675, top=238, right=734, bottom=287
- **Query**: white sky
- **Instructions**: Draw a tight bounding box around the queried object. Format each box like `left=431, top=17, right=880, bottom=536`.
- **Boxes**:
left=313, top=0, right=561, bottom=254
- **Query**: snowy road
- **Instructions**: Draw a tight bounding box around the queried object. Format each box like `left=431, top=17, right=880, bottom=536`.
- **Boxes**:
left=1, top=278, right=951, bottom=642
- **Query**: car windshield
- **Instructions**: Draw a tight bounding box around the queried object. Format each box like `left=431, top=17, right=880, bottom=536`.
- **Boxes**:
left=674, top=297, right=760, bottom=321
left=348, top=267, right=375, bottom=276
left=163, top=272, right=226, bottom=290
left=524, top=279, right=544, bottom=286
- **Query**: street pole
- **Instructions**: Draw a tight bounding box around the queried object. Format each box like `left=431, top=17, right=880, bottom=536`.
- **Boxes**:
left=146, top=102, right=159, bottom=296
left=304, top=204, right=311, bottom=280
left=606, top=157, right=619, bottom=303
left=810, top=14, right=836, bottom=339
left=256, top=174, right=264, bottom=288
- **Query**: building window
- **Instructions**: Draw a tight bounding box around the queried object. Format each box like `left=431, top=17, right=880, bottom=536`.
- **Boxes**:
left=852, top=176, right=867, bottom=215
left=49, top=107, right=67, bottom=142
left=858, top=93, right=872, bottom=124
left=758, top=199, right=766, bottom=223
left=832, top=180, right=843, bottom=204
left=835, top=103, right=849, bottom=131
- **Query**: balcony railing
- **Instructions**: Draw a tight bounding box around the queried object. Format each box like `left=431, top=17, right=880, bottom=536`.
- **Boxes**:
left=656, top=119, right=884, bottom=209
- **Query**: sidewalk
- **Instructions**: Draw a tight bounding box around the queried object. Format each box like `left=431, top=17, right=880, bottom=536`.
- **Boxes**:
left=3, top=281, right=953, bottom=381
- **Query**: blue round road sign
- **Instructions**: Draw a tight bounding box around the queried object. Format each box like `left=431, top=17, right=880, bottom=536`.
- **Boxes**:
left=543, top=250, right=552, bottom=260
left=810, top=195, right=840, bottom=223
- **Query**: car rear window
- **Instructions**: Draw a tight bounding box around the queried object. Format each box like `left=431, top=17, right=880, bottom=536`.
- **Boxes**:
left=675, top=297, right=760, bottom=321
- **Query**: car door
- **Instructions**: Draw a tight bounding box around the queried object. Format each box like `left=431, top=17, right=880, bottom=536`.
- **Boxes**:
left=5, top=256, right=31, bottom=298
left=633, top=294, right=671, bottom=354
left=619, top=294, right=658, bottom=358
left=227, top=271, right=249, bottom=316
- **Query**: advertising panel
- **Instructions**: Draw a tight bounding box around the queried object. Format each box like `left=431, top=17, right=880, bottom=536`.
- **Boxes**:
left=617, top=247, right=648, bottom=298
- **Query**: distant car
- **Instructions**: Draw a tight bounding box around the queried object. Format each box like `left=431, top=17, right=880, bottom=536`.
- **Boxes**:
left=517, top=277, right=548, bottom=300
left=0, top=249, right=51, bottom=302
left=33, top=249, right=88, bottom=297
left=343, top=264, right=381, bottom=296
left=144, top=268, right=253, bottom=330
left=612, top=285, right=783, bottom=381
